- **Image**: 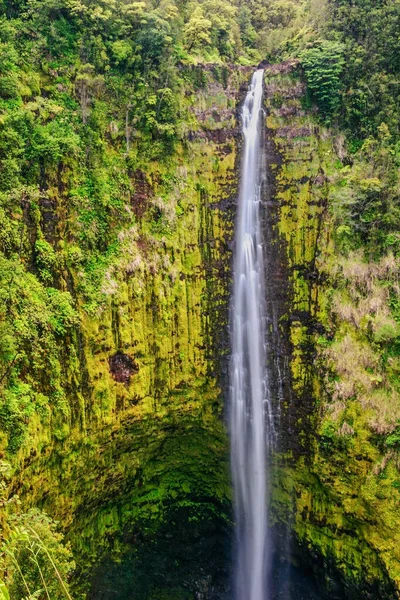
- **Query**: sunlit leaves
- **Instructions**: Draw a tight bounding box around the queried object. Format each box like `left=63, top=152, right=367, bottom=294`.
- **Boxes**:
left=0, top=254, right=78, bottom=450
left=184, top=6, right=212, bottom=52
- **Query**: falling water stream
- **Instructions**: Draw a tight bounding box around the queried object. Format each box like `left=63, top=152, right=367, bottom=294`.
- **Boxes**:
left=230, top=69, right=273, bottom=600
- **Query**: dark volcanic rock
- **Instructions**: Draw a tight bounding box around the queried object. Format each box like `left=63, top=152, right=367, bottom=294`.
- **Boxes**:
left=109, top=352, right=138, bottom=384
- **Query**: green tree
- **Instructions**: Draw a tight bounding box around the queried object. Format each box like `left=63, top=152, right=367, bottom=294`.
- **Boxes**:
left=202, top=0, right=239, bottom=58
left=328, top=0, right=400, bottom=138
left=300, top=40, right=345, bottom=120
left=184, top=6, right=212, bottom=52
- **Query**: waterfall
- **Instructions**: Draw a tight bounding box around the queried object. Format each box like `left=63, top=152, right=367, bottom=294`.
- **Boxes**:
left=230, top=69, right=273, bottom=600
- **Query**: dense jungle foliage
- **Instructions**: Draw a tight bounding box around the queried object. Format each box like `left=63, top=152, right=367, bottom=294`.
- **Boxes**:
left=1, top=0, right=400, bottom=597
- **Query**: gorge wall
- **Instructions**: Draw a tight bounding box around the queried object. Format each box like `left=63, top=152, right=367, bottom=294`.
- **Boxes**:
left=2, top=57, right=400, bottom=599
left=262, top=64, right=400, bottom=599
left=2, top=65, right=250, bottom=599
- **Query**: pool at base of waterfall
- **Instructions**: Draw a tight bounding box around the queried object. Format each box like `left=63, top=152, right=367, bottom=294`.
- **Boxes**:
left=270, top=556, right=331, bottom=600
left=85, top=544, right=337, bottom=600
left=87, top=565, right=330, bottom=600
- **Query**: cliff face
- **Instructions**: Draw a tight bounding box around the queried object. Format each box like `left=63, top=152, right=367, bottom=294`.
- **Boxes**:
left=2, top=59, right=400, bottom=600
left=2, top=66, right=250, bottom=598
left=262, top=63, right=400, bottom=599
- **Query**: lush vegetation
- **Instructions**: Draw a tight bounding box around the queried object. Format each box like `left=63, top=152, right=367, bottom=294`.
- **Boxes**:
left=0, top=461, right=74, bottom=599
left=301, top=0, right=400, bottom=259
left=1, top=0, right=400, bottom=598
left=0, top=2, right=250, bottom=598
left=0, top=0, right=324, bottom=467
left=1, top=0, right=398, bottom=450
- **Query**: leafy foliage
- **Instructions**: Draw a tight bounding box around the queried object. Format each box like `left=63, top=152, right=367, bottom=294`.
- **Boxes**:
left=300, top=41, right=344, bottom=121
left=3, top=510, right=75, bottom=600
left=0, top=463, right=75, bottom=600
left=328, top=0, right=400, bottom=139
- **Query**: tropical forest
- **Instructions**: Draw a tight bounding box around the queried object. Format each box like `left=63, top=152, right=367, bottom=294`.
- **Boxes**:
left=0, top=0, right=400, bottom=598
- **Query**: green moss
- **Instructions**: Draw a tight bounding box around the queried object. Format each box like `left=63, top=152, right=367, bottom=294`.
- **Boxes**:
left=0, top=66, right=248, bottom=597
left=265, top=66, right=400, bottom=596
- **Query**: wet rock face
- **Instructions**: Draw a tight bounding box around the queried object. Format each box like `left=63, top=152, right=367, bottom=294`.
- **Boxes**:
left=10, top=65, right=250, bottom=600
left=263, top=64, right=400, bottom=599
left=108, top=352, right=138, bottom=384
left=130, top=169, right=153, bottom=218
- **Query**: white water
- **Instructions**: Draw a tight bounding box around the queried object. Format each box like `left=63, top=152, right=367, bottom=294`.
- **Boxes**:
left=230, top=69, right=273, bottom=600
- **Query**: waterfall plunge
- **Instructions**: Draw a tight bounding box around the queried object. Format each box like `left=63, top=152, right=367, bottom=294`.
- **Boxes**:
left=230, top=69, right=274, bottom=600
